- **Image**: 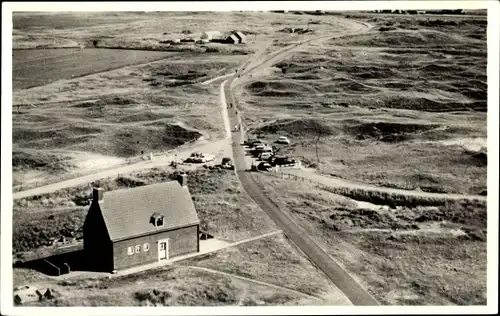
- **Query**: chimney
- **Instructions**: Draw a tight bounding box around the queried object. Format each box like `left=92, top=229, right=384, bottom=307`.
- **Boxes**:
left=177, top=173, right=187, bottom=187
left=93, top=187, right=104, bottom=202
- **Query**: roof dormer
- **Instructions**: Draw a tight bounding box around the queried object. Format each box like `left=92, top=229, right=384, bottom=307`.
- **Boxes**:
left=150, top=212, right=164, bottom=228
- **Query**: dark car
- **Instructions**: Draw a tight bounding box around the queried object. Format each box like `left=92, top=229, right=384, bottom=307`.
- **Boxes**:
left=244, top=138, right=258, bottom=146
left=257, top=162, right=273, bottom=171
left=250, top=140, right=265, bottom=147
left=272, top=157, right=296, bottom=166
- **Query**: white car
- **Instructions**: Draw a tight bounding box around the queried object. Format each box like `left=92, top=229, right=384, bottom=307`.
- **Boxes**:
left=276, top=136, right=290, bottom=144
left=185, top=152, right=215, bottom=163
left=259, top=152, right=273, bottom=160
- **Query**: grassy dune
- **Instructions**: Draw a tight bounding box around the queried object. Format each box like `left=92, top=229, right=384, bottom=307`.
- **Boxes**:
left=236, top=16, right=487, bottom=195
left=12, top=55, right=241, bottom=187
left=252, top=173, right=487, bottom=305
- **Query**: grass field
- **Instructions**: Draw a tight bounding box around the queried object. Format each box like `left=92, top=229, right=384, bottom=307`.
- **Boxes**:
left=13, top=48, right=178, bottom=89
left=235, top=15, right=487, bottom=195
left=252, top=173, right=487, bottom=305
left=179, top=233, right=351, bottom=304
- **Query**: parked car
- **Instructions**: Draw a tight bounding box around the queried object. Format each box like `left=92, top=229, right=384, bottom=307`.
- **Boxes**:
left=257, top=162, right=273, bottom=171
left=185, top=152, right=215, bottom=163
left=252, top=145, right=273, bottom=157
left=272, top=156, right=296, bottom=166
left=259, top=152, right=273, bottom=160
left=276, top=136, right=290, bottom=144
left=244, top=138, right=258, bottom=146
left=250, top=140, right=265, bottom=148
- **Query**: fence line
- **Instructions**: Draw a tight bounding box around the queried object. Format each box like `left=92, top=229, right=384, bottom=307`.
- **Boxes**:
left=263, top=169, right=485, bottom=206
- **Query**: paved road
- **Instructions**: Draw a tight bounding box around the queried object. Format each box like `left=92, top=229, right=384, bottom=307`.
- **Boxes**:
left=222, top=20, right=380, bottom=306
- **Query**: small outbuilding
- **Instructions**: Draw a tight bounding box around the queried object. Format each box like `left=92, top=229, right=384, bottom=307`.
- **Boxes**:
left=226, top=34, right=239, bottom=44
left=201, top=31, right=222, bottom=41
left=83, top=174, right=200, bottom=272
left=234, top=31, right=247, bottom=44
left=13, top=286, right=39, bottom=305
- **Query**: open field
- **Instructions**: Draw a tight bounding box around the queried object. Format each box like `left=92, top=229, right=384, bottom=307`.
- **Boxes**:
left=13, top=11, right=365, bottom=50
left=13, top=49, right=178, bottom=89
left=13, top=265, right=320, bottom=306
left=235, top=15, right=487, bottom=195
left=179, top=233, right=351, bottom=305
left=13, top=168, right=276, bottom=257
left=252, top=173, right=487, bottom=305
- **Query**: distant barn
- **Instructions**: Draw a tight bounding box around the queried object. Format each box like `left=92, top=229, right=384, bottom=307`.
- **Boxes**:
left=234, top=31, right=247, bottom=44
left=201, top=31, right=222, bottom=41
left=226, top=34, right=239, bottom=44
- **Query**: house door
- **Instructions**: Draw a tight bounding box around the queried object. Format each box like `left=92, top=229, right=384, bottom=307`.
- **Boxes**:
left=158, top=239, right=169, bottom=261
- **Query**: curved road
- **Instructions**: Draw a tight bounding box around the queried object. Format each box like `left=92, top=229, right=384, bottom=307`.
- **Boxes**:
left=222, top=20, right=380, bottom=306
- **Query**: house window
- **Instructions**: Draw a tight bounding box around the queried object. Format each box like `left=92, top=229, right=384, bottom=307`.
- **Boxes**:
left=127, top=246, right=134, bottom=255
left=135, top=245, right=141, bottom=253
left=143, top=243, right=150, bottom=252
left=157, top=217, right=163, bottom=227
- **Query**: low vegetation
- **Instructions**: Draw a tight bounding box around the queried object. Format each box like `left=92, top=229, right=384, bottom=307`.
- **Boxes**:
left=179, top=233, right=350, bottom=304
left=236, top=14, right=486, bottom=195
left=252, top=173, right=487, bottom=305
left=12, top=54, right=241, bottom=188
left=15, top=265, right=318, bottom=306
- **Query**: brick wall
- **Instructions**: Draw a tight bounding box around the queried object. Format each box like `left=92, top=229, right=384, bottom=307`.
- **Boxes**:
left=112, top=224, right=199, bottom=270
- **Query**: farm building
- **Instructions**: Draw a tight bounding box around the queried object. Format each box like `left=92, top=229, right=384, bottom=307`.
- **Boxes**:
left=201, top=31, right=222, bottom=41
left=83, top=174, right=200, bottom=272
left=226, top=34, right=239, bottom=44
left=234, top=31, right=247, bottom=44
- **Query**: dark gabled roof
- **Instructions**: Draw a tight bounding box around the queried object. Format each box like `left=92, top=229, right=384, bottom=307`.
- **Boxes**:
left=98, top=181, right=200, bottom=241
left=235, top=31, right=246, bottom=40
left=226, top=34, right=239, bottom=43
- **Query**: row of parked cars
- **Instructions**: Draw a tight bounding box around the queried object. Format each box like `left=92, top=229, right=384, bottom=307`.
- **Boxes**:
left=244, top=136, right=297, bottom=171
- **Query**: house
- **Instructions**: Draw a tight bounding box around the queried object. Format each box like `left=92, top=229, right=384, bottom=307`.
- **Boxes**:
left=14, top=286, right=39, bottom=305
left=226, top=34, right=239, bottom=44
left=36, top=288, right=54, bottom=300
left=83, top=174, right=200, bottom=272
left=201, top=31, right=222, bottom=41
left=234, top=31, right=247, bottom=44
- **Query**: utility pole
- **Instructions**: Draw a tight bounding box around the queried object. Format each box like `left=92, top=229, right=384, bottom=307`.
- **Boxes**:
left=315, top=129, right=322, bottom=166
